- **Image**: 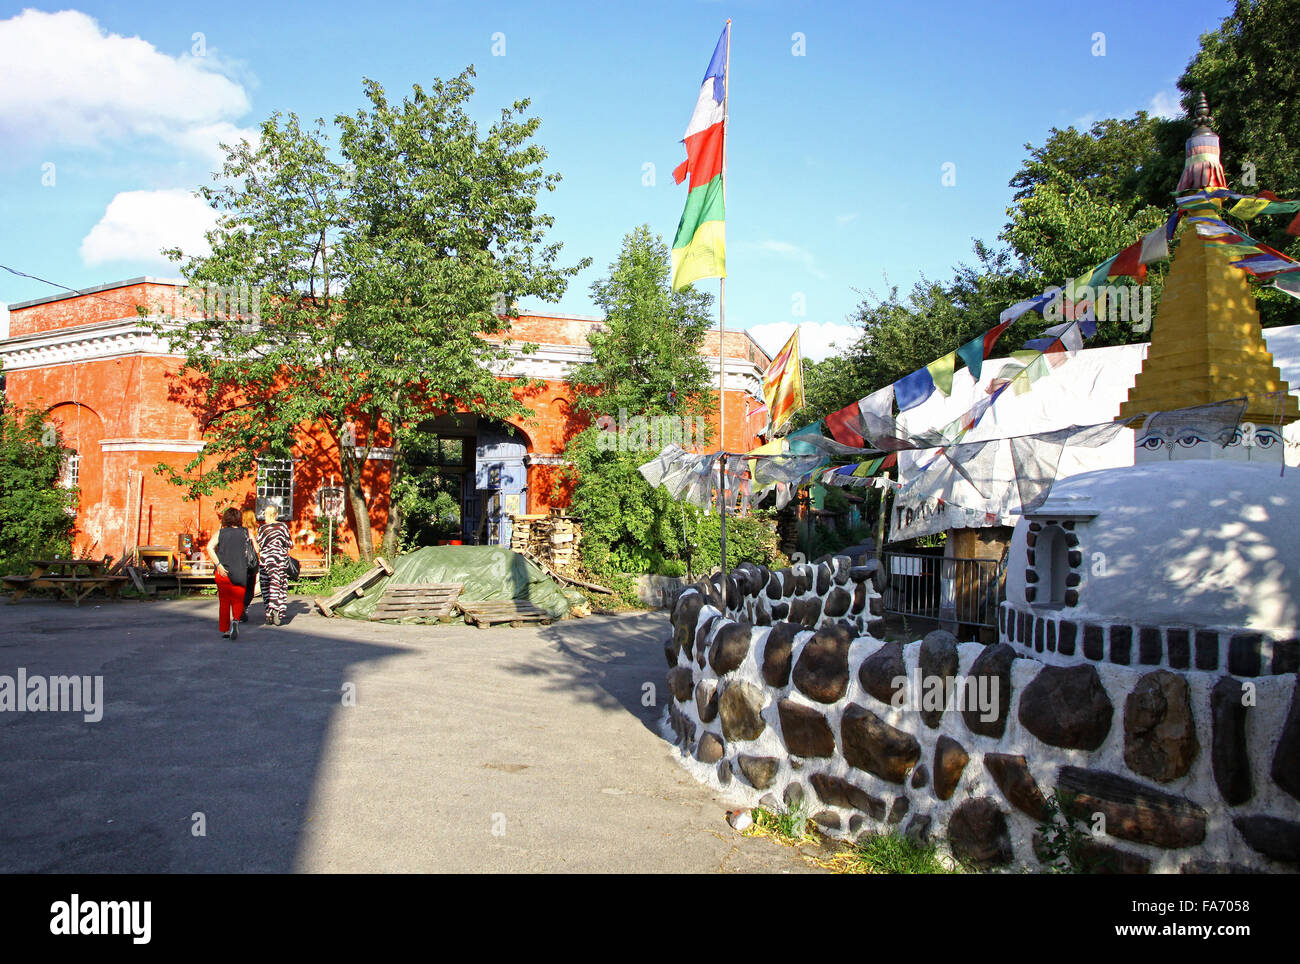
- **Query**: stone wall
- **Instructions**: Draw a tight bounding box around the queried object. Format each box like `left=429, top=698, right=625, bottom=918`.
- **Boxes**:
left=663, top=558, right=1300, bottom=872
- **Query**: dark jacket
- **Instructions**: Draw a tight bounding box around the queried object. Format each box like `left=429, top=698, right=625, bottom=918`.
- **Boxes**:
left=215, top=527, right=255, bottom=586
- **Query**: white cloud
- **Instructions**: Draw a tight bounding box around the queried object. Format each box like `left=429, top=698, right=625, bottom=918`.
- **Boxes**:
left=746, top=320, right=859, bottom=363
left=835, top=212, right=860, bottom=225
left=738, top=239, right=828, bottom=280
left=1149, top=89, right=1182, bottom=120
left=0, top=9, right=253, bottom=160
left=80, top=189, right=215, bottom=266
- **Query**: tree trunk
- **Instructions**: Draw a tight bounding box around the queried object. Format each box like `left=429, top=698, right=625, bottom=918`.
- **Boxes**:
left=380, top=436, right=403, bottom=559
left=338, top=442, right=376, bottom=563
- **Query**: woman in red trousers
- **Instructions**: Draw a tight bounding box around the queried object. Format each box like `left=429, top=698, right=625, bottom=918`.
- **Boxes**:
left=206, top=506, right=257, bottom=639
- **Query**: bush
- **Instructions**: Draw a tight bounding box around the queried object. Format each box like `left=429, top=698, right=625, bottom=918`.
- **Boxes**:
left=0, top=401, right=77, bottom=577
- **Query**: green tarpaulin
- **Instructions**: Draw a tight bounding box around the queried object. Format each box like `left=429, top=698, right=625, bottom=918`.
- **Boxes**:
left=336, top=546, right=582, bottom=623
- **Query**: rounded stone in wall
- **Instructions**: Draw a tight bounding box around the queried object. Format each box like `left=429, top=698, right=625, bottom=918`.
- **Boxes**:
left=762, top=621, right=801, bottom=687
left=851, top=580, right=867, bottom=615
left=666, top=666, right=694, bottom=704
left=810, top=772, right=885, bottom=820
left=664, top=636, right=678, bottom=668
left=918, top=630, right=960, bottom=729
left=947, top=798, right=1013, bottom=869
left=962, top=642, right=1015, bottom=739
left=708, top=620, right=753, bottom=676
left=816, top=562, right=832, bottom=595
left=671, top=590, right=703, bottom=635
left=695, top=679, right=719, bottom=723
left=717, top=758, right=732, bottom=786
left=766, top=572, right=783, bottom=600
left=910, top=763, right=929, bottom=790
left=737, top=754, right=780, bottom=790
left=824, top=586, right=851, bottom=618
left=859, top=640, right=906, bottom=706
left=696, top=731, right=725, bottom=764
left=888, top=796, right=910, bottom=825
left=718, top=680, right=767, bottom=742
left=777, top=699, right=836, bottom=758
left=813, top=811, right=841, bottom=830
left=983, top=753, right=1049, bottom=821
left=1210, top=676, right=1253, bottom=805
left=792, top=621, right=855, bottom=704
left=794, top=565, right=812, bottom=595
left=1123, top=669, right=1198, bottom=783
left=1018, top=663, right=1113, bottom=751
left=1272, top=679, right=1300, bottom=803
left=933, top=735, right=969, bottom=801
left=841, top=703, right=921, bottom=784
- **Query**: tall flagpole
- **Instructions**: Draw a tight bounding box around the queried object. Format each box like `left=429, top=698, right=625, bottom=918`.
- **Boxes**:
left=717, top=18, right=731, bottom=579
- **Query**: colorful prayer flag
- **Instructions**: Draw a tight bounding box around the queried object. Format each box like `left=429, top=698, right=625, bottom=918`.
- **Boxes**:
left=926, top=352, right=956, bottom=397
left=894, top=367, right=936, bottom=412
left=671, top=25, right=729, bottom=291
left=762, top=328, right=804, bottom=432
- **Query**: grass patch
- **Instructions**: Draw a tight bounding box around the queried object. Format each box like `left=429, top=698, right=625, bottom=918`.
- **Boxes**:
left=822, top=831, right=960, bottom=875
left=292, top=558, right=371, bottom=595
left=745, top=805, right=819, bottom=846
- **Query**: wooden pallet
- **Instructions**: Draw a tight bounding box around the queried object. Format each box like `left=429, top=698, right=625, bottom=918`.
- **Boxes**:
left=369, top=583, right=463, bottom=622
left=314, top=557, right=395, bottom=617
left=457, top=599, right=555, bottom=629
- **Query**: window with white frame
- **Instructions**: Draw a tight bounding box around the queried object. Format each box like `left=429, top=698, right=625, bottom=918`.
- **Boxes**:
left=59, top=452, right=80, bottom=490
left=256, top=459, right=295, bottom=515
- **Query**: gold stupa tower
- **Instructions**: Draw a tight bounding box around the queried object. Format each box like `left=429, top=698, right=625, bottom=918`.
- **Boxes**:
left=1117, top=95, right=1299, bottom=435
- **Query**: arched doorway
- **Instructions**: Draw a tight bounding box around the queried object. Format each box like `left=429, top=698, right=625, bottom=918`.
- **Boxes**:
left=407, top=415, right=530, bottom=546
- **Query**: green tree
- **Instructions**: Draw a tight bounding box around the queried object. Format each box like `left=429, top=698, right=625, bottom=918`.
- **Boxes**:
left=0, top=400, right=77, bottom=576
left=156, top=68, right=588, bottom=561
left=570, top=224, right=714, bottom=418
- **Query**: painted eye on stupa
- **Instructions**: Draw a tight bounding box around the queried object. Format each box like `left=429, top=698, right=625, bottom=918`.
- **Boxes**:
left=1139, top=436, right=1164, bottom=450
left=1254, top=433, right=1277, bottom=449
left=1176, top=433, right=1206, bottom=448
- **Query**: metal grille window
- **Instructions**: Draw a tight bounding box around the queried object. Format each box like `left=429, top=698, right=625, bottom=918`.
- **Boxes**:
left=256, top=459, right=295, bottom=515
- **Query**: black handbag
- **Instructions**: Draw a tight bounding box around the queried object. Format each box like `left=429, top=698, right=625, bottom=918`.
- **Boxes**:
left=287, top=556, right=301, bottom=580
left=244, top=530, right=259, bottom=570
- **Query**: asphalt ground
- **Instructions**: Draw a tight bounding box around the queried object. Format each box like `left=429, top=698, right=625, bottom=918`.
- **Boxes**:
left=0, top=594, right=819, bottom=873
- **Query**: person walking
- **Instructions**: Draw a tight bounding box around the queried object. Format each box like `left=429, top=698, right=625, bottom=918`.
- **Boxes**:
left=240, top=507, right=260, bottom=622
left=257, top=503, right=293, bottom=626
left=206, top=506, right=257, bottom=639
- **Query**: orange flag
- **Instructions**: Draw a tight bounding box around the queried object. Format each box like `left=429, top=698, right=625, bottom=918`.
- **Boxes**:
left=762, top=329, right=805, bottom=433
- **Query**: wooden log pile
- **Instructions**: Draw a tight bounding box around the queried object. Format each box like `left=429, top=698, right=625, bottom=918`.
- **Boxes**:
left=510, top=512, right=583, bottom=575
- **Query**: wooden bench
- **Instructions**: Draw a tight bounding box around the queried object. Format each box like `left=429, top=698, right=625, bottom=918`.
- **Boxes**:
left=369, top=583, right=463, bottom=623
left=3, top=574, right=128, bottom=606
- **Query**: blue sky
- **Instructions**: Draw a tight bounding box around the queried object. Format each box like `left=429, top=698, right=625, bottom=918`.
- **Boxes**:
left=0, top=0, right=1233, bottom=357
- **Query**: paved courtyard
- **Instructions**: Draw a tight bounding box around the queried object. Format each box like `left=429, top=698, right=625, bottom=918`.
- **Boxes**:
left=0, top=595, right=817, bottom=873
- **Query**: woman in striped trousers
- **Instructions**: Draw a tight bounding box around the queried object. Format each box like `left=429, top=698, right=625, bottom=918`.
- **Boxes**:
left=257, top=504, right=293, bottom=625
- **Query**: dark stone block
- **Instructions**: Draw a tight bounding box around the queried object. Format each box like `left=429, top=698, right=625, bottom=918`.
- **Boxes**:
left=1025, top=586, right=1037, bottom=604
left=1018, top=664, right=1113, bottom=750
left=718, top=681, right=766, bottom=742
left=1210, top=676, right=1253, bottom=805
left=1025, top=532, right=1037, bottom=548
left=783, top=782, right=804, bottom=810
left=1046, top=620, right=1057, bottom=652
left=794, top=565, right=812, bottom=594
left=858, top=640, right=906, bottom=706
left=1139, top=627, right=1163, bottom=666
left=911, top=763, right=929, bottom=789
left=666, top=666, right=694, bottom=703
left=832, top=556, right=852, bottom=585
left=812, top=810, right=841, bottom=830
left=933, top=735, right=969, bottom=801
left=841, top=703, right=921, bottom=784
left=725, top=574, right=742, bottom=610
left=1233, top=815, right=1300, bottom=865
left=868, top=593, right=883, bottom=616
left=1028, top=521, right=1042, bottom=532
left=851, top=580, right=867, bottom=615
left=816, top=563, right=832, bottom=595
left=984, top=753, right=1049, bottom=820
left=1065, top=571, right=1081, bottom=587
left=717, top=759, right=731, bottom=785
left=1067, top=549, right=1082, bottom=568
left=1026, top=549, right=1035, bottom=566
left=708, top=620, right=753, bottom=676
left=918, top=630, right=959, bottom=728
left=1024, top=569, right=1039, bottom=584
left=777, top=699, right=836, bottom=758
left=903, top=813, right=932, bottom=847
left=762, top=621, right=801, bottom=688
left=771, top=602, right=789, bottom=621
left=737, top=754, right=780, bottom=790
left=756, top=608, right=771, bottom=626
left=1195, top=631, right=1219, bottom=671
left=1083, top=623, right=1104, bottom=661
left=887, top=796, right=910, bottom=825
left=1273, top=679, right=1300, bottom=803
left=1063, top=520, right=1075, bottom=530
left=1124, top=670, right=1198, bottom=783
left=695, top=732, right=725, bottom=764
left=1228, top=633, right=1263, bottom=677
left=1058, top=766, right=1207, bottom=849
left=1275, top=639, right=1300, bottom=676
left=792, top=621, right=855, bottom=703
left=1034, top=617, right=1044, bottom=652
left=1109, top=625, right=1132, bottom=665
left=766, top=573, right=783, bottom=600
left=810, top=772, right=885, bottom=820
left=1064, top=589, right=1079, bottom=607
left=1064, top=532, right=1079, bottom=548
left=824, top=586, right=851, bottom=618
left=664, top=636, right=678, bottom=668
left=963, top=643, right=1015, bottom=738
left=1167, top=629, right=1190, bottom=670
left=1058, top=620, right=1076, bottom=656
left=1017, top=611, right=1027, bottom=645
left=947, top=799, right=1013, bottom=868
left=671, top=589, right=704, bottom=634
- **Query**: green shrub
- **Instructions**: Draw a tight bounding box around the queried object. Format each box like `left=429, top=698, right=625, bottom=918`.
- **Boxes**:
left=292, top=557, right=372, bottom=594
left=0, top=401, right=77, bottom=577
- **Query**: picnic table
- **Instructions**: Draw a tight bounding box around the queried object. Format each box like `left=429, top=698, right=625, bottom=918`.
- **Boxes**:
left=2, top=557, right=129, bottom=606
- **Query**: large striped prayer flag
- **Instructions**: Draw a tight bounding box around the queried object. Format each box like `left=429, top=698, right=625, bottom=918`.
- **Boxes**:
left=671, top=25, right=729, bottom=291
left=762, top=328, right=804, bottom=432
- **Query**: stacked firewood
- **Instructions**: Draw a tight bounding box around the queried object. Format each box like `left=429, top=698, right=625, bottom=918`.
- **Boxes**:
left=510, top=512, right=583, bottom=574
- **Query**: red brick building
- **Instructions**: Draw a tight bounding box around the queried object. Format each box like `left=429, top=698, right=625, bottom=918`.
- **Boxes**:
left=1, top=277, right=769, bottom=562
